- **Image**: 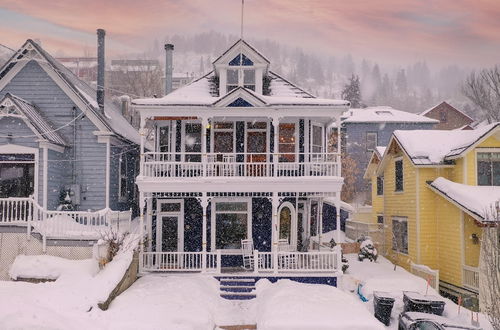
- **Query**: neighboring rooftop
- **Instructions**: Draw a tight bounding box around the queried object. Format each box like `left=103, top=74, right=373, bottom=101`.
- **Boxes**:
left=429, top=177, right=500, bottom=222
left=342, top=106, right=439, bottom=124
left=420, top=101, right=474, bottom=121
left=393, top=123, right=500, bottom=165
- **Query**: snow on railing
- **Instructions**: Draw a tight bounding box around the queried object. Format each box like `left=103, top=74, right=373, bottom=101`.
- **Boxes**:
left=0, top=197, right=32, bottom=223
left=140, top=251, right=219, bottom=273
left=142, top=152, right=340, bottom=179
left=410, top=262, right=440, bottom=291
left=462, top=265, right=479, bottom=292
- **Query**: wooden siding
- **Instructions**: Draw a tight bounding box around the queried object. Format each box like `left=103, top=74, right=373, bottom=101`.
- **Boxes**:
left=463, top=214, right=481, bottom=268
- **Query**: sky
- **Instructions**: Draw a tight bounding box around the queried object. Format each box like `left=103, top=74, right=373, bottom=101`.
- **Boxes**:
left=0, top=0, right=499, bottom=66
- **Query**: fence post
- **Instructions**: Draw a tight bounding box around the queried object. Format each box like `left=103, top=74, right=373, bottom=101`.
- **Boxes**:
left=273, top=250, right=278, bottom=274
left=216, top=250, right=222, bottom=274
left=254, top=249, right=259, bottom=274
left=27, top=198, right=32, bottom=240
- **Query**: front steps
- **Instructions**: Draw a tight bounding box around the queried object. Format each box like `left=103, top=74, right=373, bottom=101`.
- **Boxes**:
left=218, top=277, right=257, bottom=300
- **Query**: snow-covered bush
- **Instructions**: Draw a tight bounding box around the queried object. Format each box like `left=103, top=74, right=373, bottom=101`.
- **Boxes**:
left=357, top=236, right=378, bottom=262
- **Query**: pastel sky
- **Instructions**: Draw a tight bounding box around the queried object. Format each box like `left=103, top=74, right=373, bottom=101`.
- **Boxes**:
left=0, top=0, right=499, bottom=66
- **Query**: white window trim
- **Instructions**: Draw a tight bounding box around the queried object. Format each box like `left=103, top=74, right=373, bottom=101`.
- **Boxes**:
left=474, top=148, right=500, bottom=186
left=210, top=197, right=252, bottom=253
left=366, top=132, right=378, bottom=152
left=310, top=122, right=325, bottom=154
left=118, top=154, right=128, bottom=202
left=244, top=120, right=270, bottom=162
left=0, top=144, right=39, bottom=202
left=278, top=201, right=297, bottom=248
left=210, top=120, right=237, bottom=154
left=394, top=156, right=404, bottom=193
left=181, top=120, right=202, bottom=162
left=392, top=216, right=408, bottom=255
left=156, top=199, right=184, bottom=253
left=277, top=119, right=299, bottom=162
left=156, top=121, right=173, bottom=153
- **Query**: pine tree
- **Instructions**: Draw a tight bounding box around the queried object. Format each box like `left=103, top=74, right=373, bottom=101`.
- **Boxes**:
left=341, top=74, right=362, bottom=108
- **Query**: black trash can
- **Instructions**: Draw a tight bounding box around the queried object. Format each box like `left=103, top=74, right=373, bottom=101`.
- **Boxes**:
left=403, top=291, right=446, bottom=316
left=373, top=291, right=395, bottom=326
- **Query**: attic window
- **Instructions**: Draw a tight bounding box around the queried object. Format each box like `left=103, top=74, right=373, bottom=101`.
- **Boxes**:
left=227, top=97, right=253, bottom=107
left=375, top=111, right=392, bottom=116
left=229, top=54, right=254, bottom=66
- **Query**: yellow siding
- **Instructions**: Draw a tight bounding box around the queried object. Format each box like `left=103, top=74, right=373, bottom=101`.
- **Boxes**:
left=463, top=214, right=482, bottom=267
left=371, top=173, right=384, bottom=223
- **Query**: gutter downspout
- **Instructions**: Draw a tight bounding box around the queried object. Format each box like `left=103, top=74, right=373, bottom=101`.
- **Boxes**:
left=43, top=146, right=48, bottom=209
left=105, top=139, right=110, bottom=209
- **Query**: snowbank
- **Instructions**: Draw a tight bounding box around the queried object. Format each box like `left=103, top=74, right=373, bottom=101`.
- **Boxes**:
left=9, top=255, right=99, bottom=280
left=311, top=229, right=353, bottom=244
left=255, top=279, right=384, bottom=330
left=32, top=214, right=106, bottom=239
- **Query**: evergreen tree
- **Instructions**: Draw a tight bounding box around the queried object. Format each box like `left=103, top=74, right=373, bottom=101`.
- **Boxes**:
left=341, top=74, right=362, bottom=108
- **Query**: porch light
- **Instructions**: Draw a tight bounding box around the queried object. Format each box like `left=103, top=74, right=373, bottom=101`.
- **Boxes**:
left=470, top=233, right=479, bottom=245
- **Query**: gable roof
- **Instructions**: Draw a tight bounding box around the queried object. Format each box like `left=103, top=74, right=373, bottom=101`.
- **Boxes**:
left=212, top=39, right=270, bottom=66
left=363, top=146, right=386, bottom=179
left=429, top=177, right=500, bottom=223
left=420, top=101, right=474, bottom=122
left=0, top=93, right=67, bottom=146
left=133, top=70, right=349, bottom=107
left=390, top=123, right=500, bottom=165
left=0, top=40, right=141, bottom=145
left=342, top=106, right=439, bottom=124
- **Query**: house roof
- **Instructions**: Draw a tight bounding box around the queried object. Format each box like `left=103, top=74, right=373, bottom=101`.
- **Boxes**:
left=342, top=106, right=439, bottom=124
left=391, top=123, right=500, bottom=165
left=0, top=93, right=67, bottom=146
left=212, top=39, right=270, bottom=65
left=0, top=39, right=141, bottom=145
left=429, top=177, right=500, bottom=223
left=133, top=71, right=349, bottom=107
left=420, top=101, right=474, bottom=122
left=363, top=147, right=386, bottom=179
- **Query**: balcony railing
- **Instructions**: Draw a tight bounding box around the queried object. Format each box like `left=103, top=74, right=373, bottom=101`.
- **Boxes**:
left=462, top=265, right=480, bottom=292
left=141, top=152, right=340, bottom=179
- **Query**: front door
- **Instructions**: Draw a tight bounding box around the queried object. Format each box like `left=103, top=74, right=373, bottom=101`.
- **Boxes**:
left=156, top=200, right=184, bottom=253
left=246, top=122, right=268, bottom=176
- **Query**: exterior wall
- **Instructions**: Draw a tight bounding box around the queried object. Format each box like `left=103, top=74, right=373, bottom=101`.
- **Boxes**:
left=342, top=122, right=435, bottom=199
left=0, top=60, right=136, bottom=211
left=47, top=149, right=70, bottom=210
left=383, top=151, right=417, bottom=270
left=463, top=214, right=481, bottom=268
left=423, top=103, right=473, bottom=130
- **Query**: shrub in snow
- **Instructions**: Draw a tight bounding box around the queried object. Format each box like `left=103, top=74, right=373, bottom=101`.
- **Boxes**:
left=358, top=236, right=378, bottom=262
left=99, top=227, right=129, bottom=266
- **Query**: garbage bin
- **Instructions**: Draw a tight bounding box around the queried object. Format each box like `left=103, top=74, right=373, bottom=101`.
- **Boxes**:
left=403, top=291, right=446, bottom=316
left=373, top=291, right=395, bottom=326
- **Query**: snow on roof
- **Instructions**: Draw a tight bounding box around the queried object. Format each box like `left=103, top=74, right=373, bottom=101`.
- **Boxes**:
left=342, top=106, right=439, bottom=124
left=4, top=40, right=142, bottom=145
left=375, top=146, right=386, bottom=157
left=2, top=93, right=67, bottom=146
left=394, top=123, right=500, bottom=164
left=429, top=177, right=500, bottom=222
left=133, top=71, right=348, bottom=107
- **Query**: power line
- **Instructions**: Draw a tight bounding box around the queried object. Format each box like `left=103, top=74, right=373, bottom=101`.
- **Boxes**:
left=0, top=43, right=15, bottom=52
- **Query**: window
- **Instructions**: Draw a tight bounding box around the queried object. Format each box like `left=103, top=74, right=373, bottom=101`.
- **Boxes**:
left=0, top=154, right=35, bottom=198
left=214, top=201, right=250, bottom=250
left=279, top=206, right=292, bottom=242
left=366, top=132, right=378, bottom=151
left=184, top=123, right=201, bottom=162
left=395, top=159, right=404, bottom=191
left=279, top=123, right=296, bottom=162
left=119, top=154, right=128, bottom=201
left=158, top=125, right=171, bottom=153
left=311, top=124, right=323, bottom=153
left=243, top=69, right=255, bottom=91
left=226, top=69, right=239, bottom=93
left=477, top=152, right=500, bottom=186
left=377, top=215, right=384, bottom=224
left=213, top=122, right=234, bottom=154
left=392, top=217, right=408, bottom=254
left=376, top=176, right=384, bottom=195
left=440, top=110, right=447, bottom=122
left=229, top=53, right=254, bottom=66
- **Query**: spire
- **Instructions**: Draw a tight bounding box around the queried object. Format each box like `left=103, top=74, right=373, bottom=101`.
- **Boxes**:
left=240, top=0, right=245, bottom=40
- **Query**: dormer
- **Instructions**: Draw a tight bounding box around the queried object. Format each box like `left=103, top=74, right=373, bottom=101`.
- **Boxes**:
left=213, top=39, right=270, bottom=96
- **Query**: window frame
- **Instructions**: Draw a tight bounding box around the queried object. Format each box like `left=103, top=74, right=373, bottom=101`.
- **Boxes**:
left=392, top=216, right=408, bottom=254
left=476, top=149, right=500, bottom=186
left=210, top=198, right=252, bottom=252
left=181, top=120, right=202, bottom=162
left=376, top=176, right=384, bottom=196
left=366, top=132, right=378, bottom=152
left=377, top=214, right=384, bottom=224
left=118, top=154, right=128, bottom=202
left=395, top=157, right=404, bottom=192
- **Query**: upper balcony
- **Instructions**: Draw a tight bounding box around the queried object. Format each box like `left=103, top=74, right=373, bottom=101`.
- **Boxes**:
left=141, top=152, right=340, bottom=180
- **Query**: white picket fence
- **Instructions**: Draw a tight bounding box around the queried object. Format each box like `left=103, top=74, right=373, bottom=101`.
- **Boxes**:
left=410, top=262, right=440, bottom=291
left=0, top=197, right=132, bottom=245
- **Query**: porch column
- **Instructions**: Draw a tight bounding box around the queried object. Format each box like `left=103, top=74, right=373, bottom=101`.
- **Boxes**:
left=201, top=117, right=208, bottom=177
left=139, top=192, right=145, bottom=253
left=271, top=192, right=279, bottom=274
left=336, top=115, right=342, bottom=177
left=42, top=146, right=48, bottom=209
left=272, top=117, right=280, bottom=177
left=318, top=197, right=323, bottom=250
left=146, top=196, right=153, bottom=251
left=200, top=193, right=209, bottom=272
left=335, top=194, right=341, bottom=244
left=140, top=117, right=146, bottom=176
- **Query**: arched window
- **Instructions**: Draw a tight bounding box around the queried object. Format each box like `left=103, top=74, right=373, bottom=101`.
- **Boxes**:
left=278, top=202, right=296, bottom=246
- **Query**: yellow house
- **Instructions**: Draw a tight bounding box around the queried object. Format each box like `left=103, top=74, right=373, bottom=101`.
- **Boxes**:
left=365, top=123, right=500, bottom=303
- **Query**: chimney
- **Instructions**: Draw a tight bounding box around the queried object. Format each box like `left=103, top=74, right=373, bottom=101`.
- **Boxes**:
left=97, top=29, right=106, bottom=113
left=164, top=43, right=174, bottom=95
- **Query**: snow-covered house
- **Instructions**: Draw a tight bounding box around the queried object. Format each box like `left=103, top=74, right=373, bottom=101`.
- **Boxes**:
left=420, top=101, right=474, bottom=130
left=341, top=106, right=438, bottom=202
left=366, top=123, right=500, bottom=305
left=0, top=40, right=140, bottom=212
left=132, top=39, right=349, bottom=282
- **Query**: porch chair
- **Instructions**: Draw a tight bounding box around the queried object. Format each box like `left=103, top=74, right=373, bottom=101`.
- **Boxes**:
left=278, top=238, right=297, bottom=269
left=241, top=239, right=255, bottom=270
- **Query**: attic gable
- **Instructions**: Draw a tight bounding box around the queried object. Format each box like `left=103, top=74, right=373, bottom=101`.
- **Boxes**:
left=213, top=87, right=267, bottom=108
left=213, top=39, right=270, bottom=67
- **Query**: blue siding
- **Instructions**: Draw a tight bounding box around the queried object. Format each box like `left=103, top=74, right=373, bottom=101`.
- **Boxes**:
left=0, top=60, right=137, bottom=211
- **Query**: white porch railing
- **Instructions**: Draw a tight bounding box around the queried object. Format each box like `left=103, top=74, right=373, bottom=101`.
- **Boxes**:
left=142, top=152, right=340, bottom=179
left=462, top=265, right=480, bottom=292
left=0, top=197, right=132, bottom=245
left=139, top=250, right=341, bottom=274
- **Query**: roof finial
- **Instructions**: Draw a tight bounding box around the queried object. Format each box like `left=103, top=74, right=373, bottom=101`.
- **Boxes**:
left=240, top=0, right=245, bottom=40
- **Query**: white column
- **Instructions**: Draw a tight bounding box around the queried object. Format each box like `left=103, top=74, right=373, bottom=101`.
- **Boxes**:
left=140, top=118, right=146, bottom=176
left=318, top=197, right=323, bottom=250
left=201, top=118, right=208, bottom=177
left=336, top=194, right=341, bottom=244
left=200, top=193, right=208, bottom=272
left=105, top=139, right=110, bottom=209
left=42, top=146, right=48, bottom=209
left=336, top=116, right=342, bottom=177
left=146, top=196, right=152, bottom=251
left=139, top=192, right=145, bottom=253
left=271, top=192, right=279, bottom=274
left=272, top=117, right=279, bottom=177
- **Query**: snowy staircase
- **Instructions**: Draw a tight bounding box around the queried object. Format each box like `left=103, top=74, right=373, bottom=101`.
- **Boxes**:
left=218, top=277, right=257, bottom=300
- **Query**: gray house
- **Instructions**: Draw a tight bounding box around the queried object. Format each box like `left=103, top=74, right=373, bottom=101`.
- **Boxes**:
left=341, top=106, right=438, bottom=202
left=0, top=39, right=141, bottom=212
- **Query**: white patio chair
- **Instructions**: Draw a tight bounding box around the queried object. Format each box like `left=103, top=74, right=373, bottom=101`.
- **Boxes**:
left=241, top=239, right=254, bottom=270
left=278, top=239, right=297, bottom=269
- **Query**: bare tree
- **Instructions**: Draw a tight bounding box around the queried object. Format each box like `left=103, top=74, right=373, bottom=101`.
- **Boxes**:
left=462, top=66, right=500, bottom=123
left=480, top=203, right=500, bottom=329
